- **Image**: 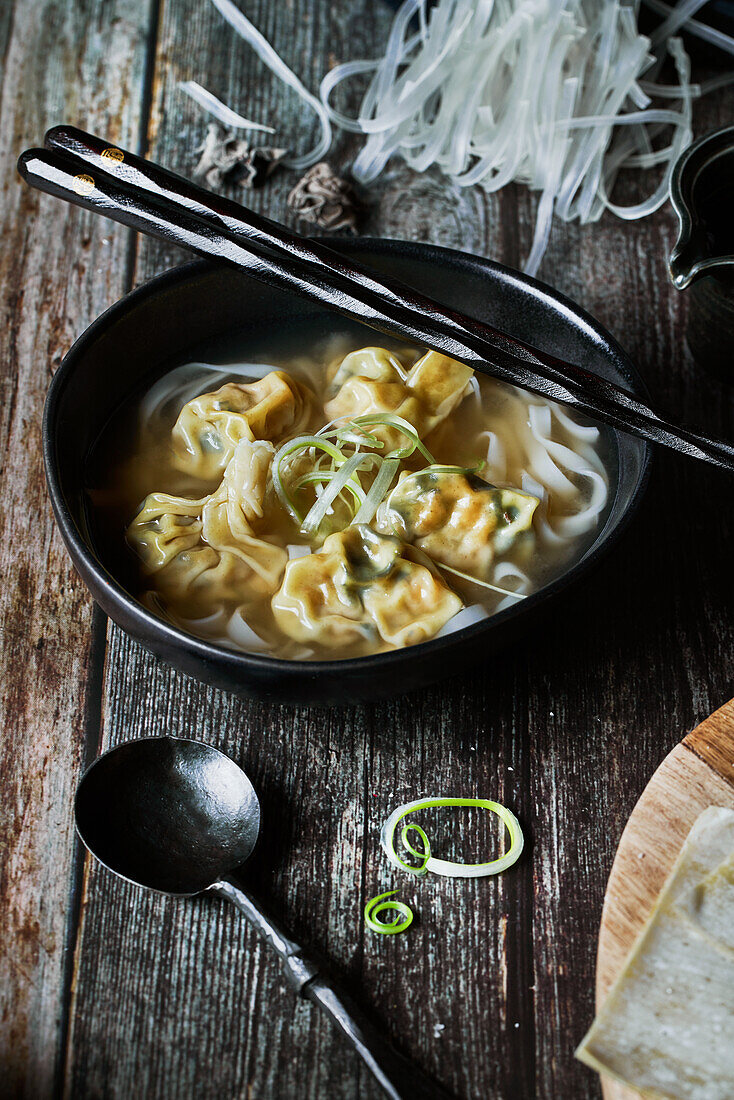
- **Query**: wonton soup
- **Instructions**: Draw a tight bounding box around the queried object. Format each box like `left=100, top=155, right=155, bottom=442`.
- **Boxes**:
left=89, top=332, right=611, bottom=661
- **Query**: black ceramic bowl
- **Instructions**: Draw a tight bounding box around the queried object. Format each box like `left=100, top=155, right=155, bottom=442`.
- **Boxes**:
left=44, top=240, right=650, bottom=705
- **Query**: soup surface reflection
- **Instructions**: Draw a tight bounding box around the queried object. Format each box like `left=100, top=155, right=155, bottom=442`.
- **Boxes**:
left=88, top=333, right=612, bottom=660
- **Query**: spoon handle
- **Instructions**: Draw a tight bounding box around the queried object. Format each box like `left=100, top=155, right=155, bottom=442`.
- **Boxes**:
left=211, top=878, right=449, bottom=1100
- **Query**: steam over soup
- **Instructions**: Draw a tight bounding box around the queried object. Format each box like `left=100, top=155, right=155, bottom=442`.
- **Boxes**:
left=89, top=336, right=611, bottom=660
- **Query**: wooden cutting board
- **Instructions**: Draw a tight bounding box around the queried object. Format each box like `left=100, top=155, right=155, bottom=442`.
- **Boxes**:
left=594, top=697, right=734, bottom=1100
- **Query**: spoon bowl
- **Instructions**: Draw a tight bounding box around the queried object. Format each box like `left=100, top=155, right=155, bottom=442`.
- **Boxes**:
left=75, top=736, right=260, bottom=895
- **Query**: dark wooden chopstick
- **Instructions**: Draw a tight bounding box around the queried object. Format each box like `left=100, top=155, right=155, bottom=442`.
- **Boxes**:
left=43, top=126, right=661, bottom=422
left=18, top=134, right=734, bottom=472
left=47, top=125, right=557, bottom=379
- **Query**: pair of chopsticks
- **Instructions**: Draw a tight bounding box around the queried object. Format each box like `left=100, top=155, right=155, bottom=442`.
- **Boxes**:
left=17, top=126, right=734, bottom=472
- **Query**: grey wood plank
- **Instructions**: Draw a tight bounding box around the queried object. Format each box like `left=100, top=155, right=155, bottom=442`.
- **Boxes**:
left=60, top=7, right=734, bottom=1100
left=0, top=1, right=153, bottom=1096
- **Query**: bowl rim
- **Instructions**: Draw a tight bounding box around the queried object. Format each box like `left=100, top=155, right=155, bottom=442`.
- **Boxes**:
left=44, top=239, right=652, bottom=677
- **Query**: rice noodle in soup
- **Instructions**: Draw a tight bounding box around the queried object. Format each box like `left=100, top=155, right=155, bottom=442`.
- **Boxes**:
left=90, top=335, right=611, bottom=661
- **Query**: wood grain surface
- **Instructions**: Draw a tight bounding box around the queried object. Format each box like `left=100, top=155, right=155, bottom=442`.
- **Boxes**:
left=595, top=698, right=734, bottom=1100
left=1, top=2, right=733, bottom=1099
left=0, top=3, right=151, bottom=1097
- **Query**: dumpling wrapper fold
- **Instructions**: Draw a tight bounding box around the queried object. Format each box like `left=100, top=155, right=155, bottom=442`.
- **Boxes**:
left=376, top=466, right=538, bottom=578
left=172, top=370, right=313, bottom=479
left=127, top=438, right=287, bottom=616
left=328, top=346, right=408, bottom=391
left=271, top=525, right=462, bottom=649
left=325, top=349, right=474, bottom=451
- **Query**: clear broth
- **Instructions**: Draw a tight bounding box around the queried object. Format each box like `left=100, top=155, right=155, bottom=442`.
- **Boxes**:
left=86, top=321, right=615, bottom=660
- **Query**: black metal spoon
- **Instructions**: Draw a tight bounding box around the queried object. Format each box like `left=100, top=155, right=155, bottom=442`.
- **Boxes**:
left=75, top=736, right=447, bottom=1100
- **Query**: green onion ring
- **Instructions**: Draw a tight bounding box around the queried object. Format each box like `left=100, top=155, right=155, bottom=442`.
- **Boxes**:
left=380, top=797, right=524, bottom=878
left=364, top=890, right=414, bottom=935
left=399, top=822, right=432, bottom=871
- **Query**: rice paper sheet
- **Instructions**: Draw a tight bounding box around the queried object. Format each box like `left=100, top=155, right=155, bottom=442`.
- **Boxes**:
left=576, top=807, right=734, bottom=1099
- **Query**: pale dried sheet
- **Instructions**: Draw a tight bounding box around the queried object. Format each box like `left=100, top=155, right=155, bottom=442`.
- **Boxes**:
left=577, top=807, right=734, bottom=1099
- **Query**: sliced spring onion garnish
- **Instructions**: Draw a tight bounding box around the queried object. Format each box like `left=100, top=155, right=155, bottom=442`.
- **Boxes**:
left=352, top=414, right=437, bottom=463
left=315, top=417, right=348, bottom=437
left=318, top=0, right=705, bottom=274
left=301, top=452, right=373, bottom=536
left=298, top=472, right=367, bottom=517
left=364, top=890, right=414, bottom=935
left=351, top=457, right=399, bottom=526
left=271, top=464, right=302, bottom=525
left=340, top=420, right=386, bottom=448
left=380, top=797, right=524, bottom=878
left=436, top=563, right=528, bottom=602
left=272, top=434, right=350, bottom=525
left=399, top=823, right=432, bottom=871
left=273, top=415, right=435, bottom=535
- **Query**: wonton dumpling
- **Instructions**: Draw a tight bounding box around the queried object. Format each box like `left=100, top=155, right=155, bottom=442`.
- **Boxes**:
left=272, top=525, right=462, bottom=649
left=361, top=559, right=459, bottom=648
left=127, top=492, right=263, bottom=616
left=127, top=492, right=206, bottom=571
left=325, top=348, right=473, bottom=451
left=375, top=467, right=539, bottom=578
left=328, top=346, right=405, bottom=392
left=405, top=350, right=475, bottom=428
left=172, top=370, right=313, bottom=479
left=127, top=440, right=287, bottom=616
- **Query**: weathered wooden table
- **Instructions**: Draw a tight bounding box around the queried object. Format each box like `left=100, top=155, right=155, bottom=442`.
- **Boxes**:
left=2, top=3, right=733, bottom=1098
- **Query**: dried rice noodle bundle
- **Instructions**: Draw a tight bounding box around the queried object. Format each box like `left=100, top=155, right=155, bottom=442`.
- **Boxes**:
left=179, top=0, right=726, bottom=273
left=320, top=0, right=703, bottom=274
